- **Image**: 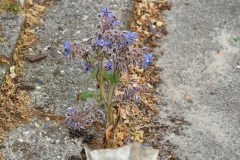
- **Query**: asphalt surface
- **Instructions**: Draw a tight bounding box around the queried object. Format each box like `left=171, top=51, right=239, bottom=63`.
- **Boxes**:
left=156, top=0, right=240, bottom=159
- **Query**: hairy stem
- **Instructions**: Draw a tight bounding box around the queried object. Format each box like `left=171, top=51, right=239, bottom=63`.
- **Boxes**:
left=99, top=55, right=107, bottom=102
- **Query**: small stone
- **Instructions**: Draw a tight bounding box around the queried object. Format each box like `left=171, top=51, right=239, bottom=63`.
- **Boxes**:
left=19, top=0, right=25, bottom=6
left=57, top=156, right=61, bottom=159
left=35, top=122, right=40, bottom=128
left=10, top=66, right=15, bottom=73
left=46, top=137, right=52, bottom=141
left=156, top=21, right=163, bottom=27
left=34, top=77, right=45, bottom=85
left=46, top=117, right=50, bottom=121
left=18, top=139, right=23, bottom=142
left=36, top=86, right=41, bottom=89
left=82, top=15, right=88, bottom=20
left=58, top=26, right=63, bottom=31
left=23, top=131, right=30, bottom=135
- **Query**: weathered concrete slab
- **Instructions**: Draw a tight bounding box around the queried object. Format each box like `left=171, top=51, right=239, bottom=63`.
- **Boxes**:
left=2, top=0, right=134, bottom=159
left=156, top=0, right=240, bottom=159
left=0, top=12, right=25, bottom=57
left=0, top=12, right=25, bottom=85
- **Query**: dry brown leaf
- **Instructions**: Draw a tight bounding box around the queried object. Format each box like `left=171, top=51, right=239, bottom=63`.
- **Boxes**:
left=105, top=125, right=113, bottom=141
left=175, top=120, right=182, bottom=125
left=25, top=14, right=39, bottom=25
left=26, top=0, right=33, bottom=5
left=33, top=4, right=46, bottom=13
left=0, top=55, right=12, bottom=65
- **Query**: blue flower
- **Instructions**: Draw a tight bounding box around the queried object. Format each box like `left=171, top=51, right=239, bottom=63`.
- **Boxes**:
left=84, top=61, right=93, bottom=72
left=100, top=6, right=113, bottom=17
left=142, top=53, right=152, bottom=67
left=63, top=41, right=72, bottom=56
left=96, top=38, right=109, bottom=46
left=124, top=31, right=138, bottom=45
left=106, top=61, right=113, bottom=71
left=109, top=16, right=118, bottom=25
left=67, top=121, right=75, bottom=128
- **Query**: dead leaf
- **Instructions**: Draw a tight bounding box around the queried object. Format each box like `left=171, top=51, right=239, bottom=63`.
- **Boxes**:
left=25, top=54, right=47, bottom=63
left=105, top=125, right=113, bottom=141
left=26, top=0, right=33, bottom=5
left=175, top=120, right=182, bottom=125
left=33, top=4, right=46, bottom=13
left=0, top=55, right=12, bottom=65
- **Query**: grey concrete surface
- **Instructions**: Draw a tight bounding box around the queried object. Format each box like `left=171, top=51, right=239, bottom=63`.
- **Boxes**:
left=0, top=11, right=25, bottom=85
left=156, top=0, right=240, bottom=159
left=1, top=0, right=134, bottom=159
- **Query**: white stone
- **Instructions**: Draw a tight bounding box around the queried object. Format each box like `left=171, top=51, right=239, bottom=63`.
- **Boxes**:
left=19, top=0, right=25, bottom=6
left=18, top=139, right=24, bottom=142
left=36, top=86, right=41, bottom=89
left=23, top=131, right=30, bottom=135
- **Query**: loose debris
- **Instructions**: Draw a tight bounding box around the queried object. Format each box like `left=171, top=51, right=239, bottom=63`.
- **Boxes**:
left=25, top=54, right=47, bottom=62
left=130, top=0, right=171, bottom=47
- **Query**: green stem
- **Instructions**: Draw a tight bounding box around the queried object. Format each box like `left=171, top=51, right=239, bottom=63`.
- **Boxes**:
left=106, top=103, right=114, bottom=126
left=99, top=55, right=106, bottom=101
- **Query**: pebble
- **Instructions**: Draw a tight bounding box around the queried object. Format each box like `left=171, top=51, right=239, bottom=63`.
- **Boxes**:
left=23, top=131, right=30, bottom=135
left=82, top=15, right=88, bottom=20
left=57, top=156, right=61, bottom=159
left=58, top=26, right=64, bottom=31
left=46, top=117, right=50, bottom=121
left=46, top=137, right=52, bottom=141
left=36, top=86, right=41, bottom=89
left=18, top=139, right=23, bottom=142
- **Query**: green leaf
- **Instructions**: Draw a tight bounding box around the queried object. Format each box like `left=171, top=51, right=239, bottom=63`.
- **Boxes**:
left=77, top=91, right=99, bottom=100
left=103, top=71, right=118, bottom=84
left=90, top=68, right=98, bottom=79
left=13, top=6, right=19, bottom=12
left=233, top=38, right=238, bottom=42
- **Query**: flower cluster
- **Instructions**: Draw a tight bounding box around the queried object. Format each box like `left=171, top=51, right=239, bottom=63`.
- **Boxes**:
left=115, top=83, right=149, bottom=102
left=66, top=107, right=105, bottom=130
left=63, top=7, right=152, bottom=74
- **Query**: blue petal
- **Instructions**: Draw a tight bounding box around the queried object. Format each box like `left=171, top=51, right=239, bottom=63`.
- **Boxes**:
left=64, top=41, right=71, bottom=49
left=96, top=38, right=103, bottom=46
left=102, top=6, right=106, bottom=12
left=104, top=40, right=109, bottom=45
